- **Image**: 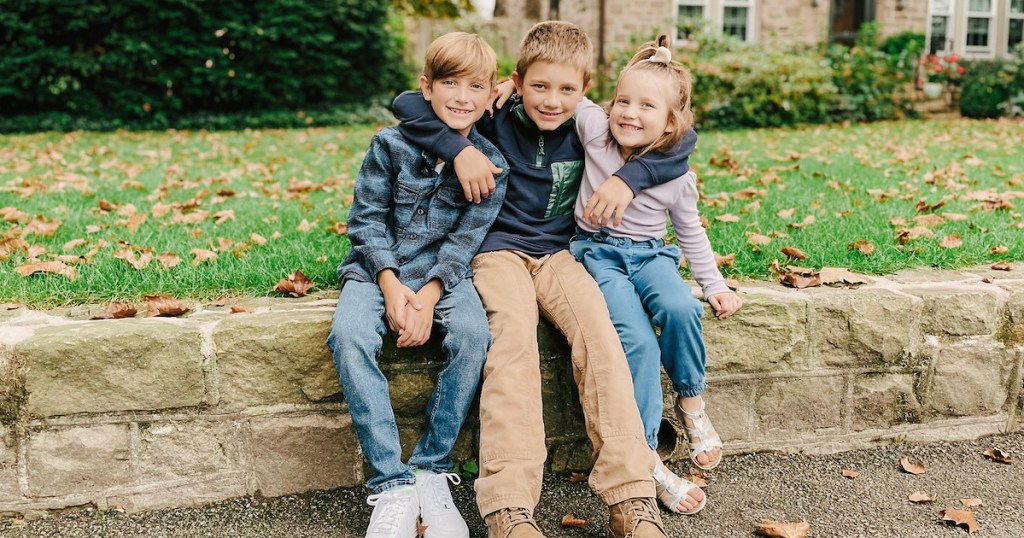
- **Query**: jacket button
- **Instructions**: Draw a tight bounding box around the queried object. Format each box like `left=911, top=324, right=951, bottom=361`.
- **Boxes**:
left=398, top=257, right=407, bottom=264
left=417, top=208, right=425, bottom=215
left=409, top=233, right=418, bottom=240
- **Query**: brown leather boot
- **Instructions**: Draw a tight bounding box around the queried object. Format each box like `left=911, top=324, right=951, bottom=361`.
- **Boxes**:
left=484, top=507, right=546, bottom=538
left=607, top=497, right=667, bottom=538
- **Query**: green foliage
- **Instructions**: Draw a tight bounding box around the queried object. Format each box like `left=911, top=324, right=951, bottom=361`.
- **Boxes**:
left=0, top=0, right=411, bottom=129
left=391, top=0, right=474, bottom=19
left=880, top=32, right=925, bottom=57
left=824, top=22, right=916, bottom=123
left=450, top=457, right=479, bottom=479
left=959, top=60, right=1014, bottom=118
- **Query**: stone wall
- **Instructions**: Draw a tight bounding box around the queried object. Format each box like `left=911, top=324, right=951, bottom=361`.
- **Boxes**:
left=0, top=266, right=1022, bottom=516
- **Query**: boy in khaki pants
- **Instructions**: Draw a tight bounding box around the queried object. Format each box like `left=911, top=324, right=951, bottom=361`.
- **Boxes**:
left=395, top=21, right=697, bottom=538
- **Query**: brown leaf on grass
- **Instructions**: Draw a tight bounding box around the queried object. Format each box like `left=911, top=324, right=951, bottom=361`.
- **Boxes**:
left=889, top=216, right=907, bottom=226
left=991, top=262, right=1012, bottom=271
left=123, top=213, right=147, bottom=233
left=916, top=199, right=946, bottom=213
left=715, top=213, right=740, bottom=223
left=983, top=448, right=1013, bottom=464
left=841, top=469, right=859, bottom=479
left=896, top=226, right=934, bottom=244
left=990, top=245, right=1009, bottom=254
left=748, top=233, right=772, bottom=248
left=114, top=248, right=153, bottom=270
left=781, top=247, right=806, bottom=260
left=909, top=491, right=935, bottom=503
left=14, top=261, right=78, bottom=280
left=960, top=498, right=983, bottom=508
left=777, top=208, right=796, bottom=218
left=901, top=456, right=926, bottom=475
left=715, top=252, right=735, bottom=267
left=215, top=237, right=234, bottom=252
left=938, top=234, right=962, bottom=249
left=213, top=209, right=235, bottom=224
left=63, top=238, right=88, bottom=251
left=781, top=270, right=821, bottom=289
left=230, top=305, right=254, bottom=314
left=274, top=269, right=315, bottom=297
left=157, top=252, right=181, bottom=269
left=755, top=519, right=810, bottom=538
left=724, top=278, right=740, bottom=291
left=943, top=212, right=969, bottom=221
left=90, top=302, right=137, bottom=320
left=86, top=224, right=103, bottom=234
left=191, top=248, right=218, bottom=266
left=819, top=267, right=871, bottom=286
left=25, top=217, right=61, bottom=237
left=848, top=240, right=875, bottom=255
left=209, top=297, right=228, bottom=307
left=939, top=508, right=980, bottom=534
left=145, top=295, right=190, bottom=317
left=250, top=233, right=268, bottom=246
left=326, top=221, right=349, bottom=235
left=1, top=206, right=30, bottom=222
left=743, top=200, right=761, bottom=213
left=569, top=472, right=589, bottom=483
left=732, top=187, right=765, bottom=200
left=914, top=214, right=946, bottom=227
left=560, top=514, right=588, bottom=529
left=297, top=218, right=312, bottom=232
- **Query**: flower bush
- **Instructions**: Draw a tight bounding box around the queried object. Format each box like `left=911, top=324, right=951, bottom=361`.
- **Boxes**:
left=921, top=53, right=965, bottom=85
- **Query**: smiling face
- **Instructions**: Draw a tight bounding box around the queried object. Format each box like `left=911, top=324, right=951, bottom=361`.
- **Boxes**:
left=511, top=61, right=590, bottom=131
left=421, top=74, right=496, bottom=137
left=608, top=69, right=675, bottom=158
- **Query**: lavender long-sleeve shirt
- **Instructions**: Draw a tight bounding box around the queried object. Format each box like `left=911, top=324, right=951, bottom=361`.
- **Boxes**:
left=574, top=99, right=731, bottom=299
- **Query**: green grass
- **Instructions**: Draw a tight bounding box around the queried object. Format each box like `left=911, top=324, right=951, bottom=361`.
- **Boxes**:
left=1, top=118, right=1022, bottom=307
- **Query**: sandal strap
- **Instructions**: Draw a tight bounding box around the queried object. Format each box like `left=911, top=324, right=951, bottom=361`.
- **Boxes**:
left=676, top=399, right=724, bottom=466
left=653, top=463, right=704, bottom=515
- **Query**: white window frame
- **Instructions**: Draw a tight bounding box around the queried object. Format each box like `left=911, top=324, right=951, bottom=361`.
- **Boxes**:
left=1010, top=0, right=1024, bottom=52
left=926, top=0, right=954, bottom=55
left=675, top=0, right=709, bottom=42
left=964, top=0, right=996, bottom=58
left=721, top=0, right=755, bottom=43
left=674, top=0, right=756, bottom=43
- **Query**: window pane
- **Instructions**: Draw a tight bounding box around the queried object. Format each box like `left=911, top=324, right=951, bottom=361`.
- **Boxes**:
left=1012, top=0, right=1024, bottom=14
left=966, top=17, right=990, bottom=47
left=723, top=7, right=748, bottom=39
left=1010, top=19, right=1024, bottom=49
left=678, top=5, right=703, bottom=20
left=968, top=0, right=991, bottom=12
left=930, top=16, right=949, bottom=53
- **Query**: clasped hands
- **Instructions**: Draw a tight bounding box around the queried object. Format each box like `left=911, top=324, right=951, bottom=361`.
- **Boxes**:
left=378, top=271, right=441, bottom=348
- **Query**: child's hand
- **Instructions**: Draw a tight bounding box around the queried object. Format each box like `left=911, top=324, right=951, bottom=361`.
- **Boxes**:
left=454, top=146, right=502, bottom=203
left=396, top=281, right=441, bottom=348
left=379, top=272, right=422, bottom=334
left=492, top=79, right=517, bottom=111
left=583, top=175, right=633, bottom=228
left=708, top=291, right=742, bottom=320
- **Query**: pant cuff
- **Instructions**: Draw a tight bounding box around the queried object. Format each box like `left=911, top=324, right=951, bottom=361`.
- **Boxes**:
left=371, top=477, right=416, bottom=495
left=595, top=481, right=657, bottom=506
left=477, top=494, right=538, bottom=519
left=676, top=383, right=707, bottom=398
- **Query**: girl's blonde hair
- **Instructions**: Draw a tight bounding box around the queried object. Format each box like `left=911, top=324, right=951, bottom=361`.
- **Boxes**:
left=617, top=34, right=693, bottom=159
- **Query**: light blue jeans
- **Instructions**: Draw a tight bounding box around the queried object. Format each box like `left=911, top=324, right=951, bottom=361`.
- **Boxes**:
left=327, top=278, right=490, bottom=493
left=570, top=229, right=707, bottom=451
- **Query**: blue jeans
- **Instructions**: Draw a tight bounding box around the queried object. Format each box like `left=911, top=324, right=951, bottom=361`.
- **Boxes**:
left=570, top=229, right=707, bottom=451
left=327, top=278, right=490, bottom=493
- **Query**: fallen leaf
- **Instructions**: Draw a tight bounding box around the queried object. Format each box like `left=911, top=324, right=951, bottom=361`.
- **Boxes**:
left=561, top=514, right=588, bottom=529
left=990, top=245, right=1009, bottom=254
left=781, top=247, right=806, bottom=260
left=297, top=218, right=312, bottom=232
left=250, top=232, right=268, bottom=246
left=991, top=262, right=1012, bottom=271
left=901, top=456, right=926, bottom=475
left=889, top=216, right=907, bottom=226
left=755, top=519, right=810, bottom=538
left=63, top=238, right=88, bottom=251
left=209, top=297, right=228, bottom=307
left=724, top=278, right=740, bottom=291
left=569, top=472, right=589, bottom=483
left=781, top=270, right=821, bottom=289
left=909, top=491, right=935, bottom=503
left=777, top=208, right=796, bottom=219
left=848, top=240, right=875, bottom=255
left=274, top=269, right=315, bottom=297
left=983, top=448, right=1013, bottom=464
left=943, top=212, right=969, bottom=221
left=819, top=267, right=871, bottom=286
left=914, top=214, right=946, bottom=227
left=14, top=261, right=78, bottom=280
left=960, top=498, right=983, bottom=508
left=230, top=305, right=254, bottom=314
left=114, top=248, right=153, bottom=270
left=715, top=252, right=735, bottom=267
left=939, top=507, right=980, bottom=533
left=191, top=248, right=218, bottom=266
left=90, top=302, right=137, bottom=320
left=213, top=209, right=235, bottom=224
left=715, top=213, right=740, bottom=223
left=916, top=199, right=946, bottom=213
left=326, top=221, right=349, bottom=235
left=157, top=252, right=181, bottom=269
left=416, top=518, right=429, bottom=537
left=748, top=233, right=772, bottom=247
left=842, top=469, right=859, bottom=479
left=938, top=234, right=962, bottom=249
left=124, top=213, right=146, bottom=233
left=145, top=295, right=190, bottom=317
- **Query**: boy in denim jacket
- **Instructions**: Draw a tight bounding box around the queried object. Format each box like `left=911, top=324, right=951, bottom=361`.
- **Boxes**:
left=327, top=32, right=508, bottom=538
left=393, top=21, right=696, bottom=538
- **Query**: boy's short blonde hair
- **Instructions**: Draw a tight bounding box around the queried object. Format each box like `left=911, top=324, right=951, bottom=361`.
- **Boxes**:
left=422, top=32, right=499, bottom=87
left=515, top=21, right=593, bottom=86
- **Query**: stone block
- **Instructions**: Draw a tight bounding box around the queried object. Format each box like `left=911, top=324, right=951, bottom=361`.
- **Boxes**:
left=250, top=414, right=361, bottom=497
left=907, top=288, right=1000, bottom=337
left=106, top=472, right=248, bottom=512
left=386, top=370, right=438, bottom=417
left=548, top=440, right=593, bottom=472
left=807, top=288, right=920, bottom=368
left=754, top=377, right=845, bottom=436
left=851, top=374, right=922, bottom=431
left=19, top=320, right=205, bottom=417
left=704, top=293, right=809, bottom=372
left=925, top=337, right=1016, bottom=417
left=701, top=382, right=756, bottom=444
left=540, top=357, right=586, bottom=443
left=26, top=424, right=131, bottom=497
left=214, top=310, right=340, bottom=410
left=396, top=417, right=477, bottom=470
left=0, top=426, right=20, bottom=502
left=136, top=421, right=248, bottom=483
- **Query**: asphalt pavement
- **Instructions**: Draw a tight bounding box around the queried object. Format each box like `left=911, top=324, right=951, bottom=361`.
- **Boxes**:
left=4, top=431, right=1023, bottom=537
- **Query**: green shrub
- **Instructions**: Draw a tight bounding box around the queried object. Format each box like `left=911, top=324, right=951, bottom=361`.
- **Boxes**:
left=0, top=0, right=410, bottom=128
left=959, top=60, right=1013, bottom=118
left=825, top=22, right=916, bottom=122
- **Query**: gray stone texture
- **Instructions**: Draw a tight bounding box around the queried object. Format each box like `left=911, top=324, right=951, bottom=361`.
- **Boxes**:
left=925, top=337, right=1017, bottom=416
left=754, top=377, right=845, bottom=436
left=908, top=288, right=1001, bottom=337
left=136, top=421, right=249, bottom=483
left=0, top=425, right=20, bottom=502
left=214, top=310, right=339, bottom=409
left=19, top=320, right=205, bottom=417
left=806, top=288, right=920, bottom=367
left=851, top=374, right=923, bottom=431
left=250, top=414, right=361, bottom=497
left=701, top=381, right=756, bottom=443
left=704, top=293, right=809, bottom=372
left=26, top=424, right=132, bottom=497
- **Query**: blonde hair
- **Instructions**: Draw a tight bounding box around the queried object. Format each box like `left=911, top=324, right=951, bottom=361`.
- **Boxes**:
left=422, top=32, right=499, bottom=87
left=515, top=21, right=593, bottom=86
left=618, top=34, right=694, bottom=158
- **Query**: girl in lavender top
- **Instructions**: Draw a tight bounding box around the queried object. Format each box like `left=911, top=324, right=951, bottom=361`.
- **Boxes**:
left=569, top=35, right=743, bottom=516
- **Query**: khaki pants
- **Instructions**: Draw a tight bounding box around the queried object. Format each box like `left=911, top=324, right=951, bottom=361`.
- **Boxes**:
left=470, top=249, right=655, bottom=517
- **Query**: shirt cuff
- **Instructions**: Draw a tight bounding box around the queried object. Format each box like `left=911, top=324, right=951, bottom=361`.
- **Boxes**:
left=364, top=250, right=400, bottom=280
left=425, top=262, right=465, bottom=294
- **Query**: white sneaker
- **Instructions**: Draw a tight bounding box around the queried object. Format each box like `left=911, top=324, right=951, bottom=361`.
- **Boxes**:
left=365, top=485, right=420, bottom=538
left=414, top=471, right=469, bottom=538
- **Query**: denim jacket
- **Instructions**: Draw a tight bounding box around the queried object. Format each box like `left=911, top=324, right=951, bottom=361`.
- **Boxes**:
left=337, top=126, right=509, bottom=294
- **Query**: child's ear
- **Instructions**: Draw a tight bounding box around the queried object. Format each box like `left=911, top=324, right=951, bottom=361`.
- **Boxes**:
left=510, top=71, right=524, bottom=93
left=664, top=114, right=677, bottom=134
left=419, top=75, right=432, bottom=100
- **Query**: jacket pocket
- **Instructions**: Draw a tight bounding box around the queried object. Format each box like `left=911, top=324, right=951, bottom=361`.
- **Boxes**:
left=428, top=186, right=469, bottom=231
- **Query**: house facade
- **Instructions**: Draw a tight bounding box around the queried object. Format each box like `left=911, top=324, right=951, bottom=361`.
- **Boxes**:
left=484, top=0, right=1023, bottom=63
